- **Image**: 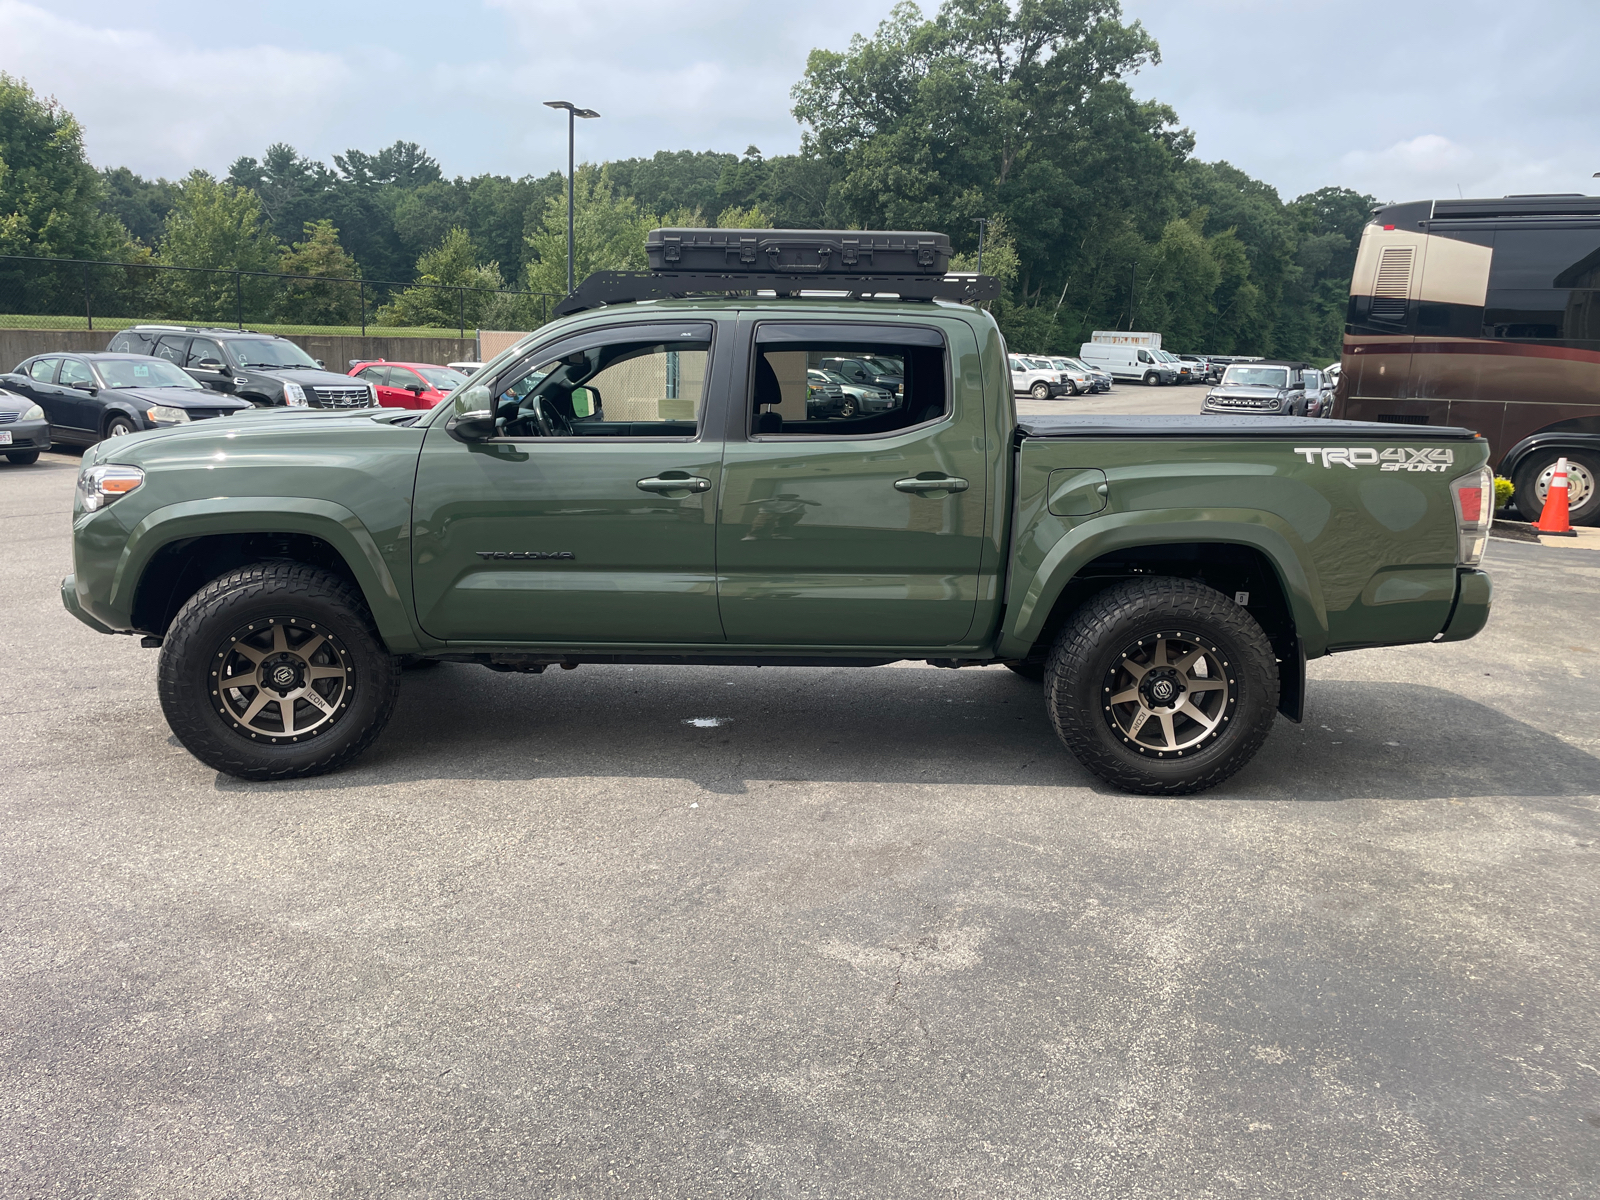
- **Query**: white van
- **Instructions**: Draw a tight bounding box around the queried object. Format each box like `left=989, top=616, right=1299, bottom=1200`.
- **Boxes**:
left=1079, top=342, right=1177, bottom=386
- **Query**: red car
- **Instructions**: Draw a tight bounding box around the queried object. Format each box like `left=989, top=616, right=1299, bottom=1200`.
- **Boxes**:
left=347, top=360, right=469, bottom=410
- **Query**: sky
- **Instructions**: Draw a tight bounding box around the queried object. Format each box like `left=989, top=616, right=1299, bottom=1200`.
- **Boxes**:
left=6, top=0, right=1598, bottom=205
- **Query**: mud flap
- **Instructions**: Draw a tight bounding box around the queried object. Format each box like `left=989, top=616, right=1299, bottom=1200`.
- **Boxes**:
left=1277, top=638, right=1305, bottom=723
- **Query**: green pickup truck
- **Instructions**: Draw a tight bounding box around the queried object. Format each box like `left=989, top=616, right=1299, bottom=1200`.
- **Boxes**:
left=62, top=258, right=1495, bottom=794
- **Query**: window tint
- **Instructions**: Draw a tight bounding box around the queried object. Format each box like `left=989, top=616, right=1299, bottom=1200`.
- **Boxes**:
left=154, top=336, right=189, bottom=364
left=356, top=365, right=391, bottom=385
left=28, top=358, right=57, bottom=383
left=1488, top=225, right=1600, bottom=291
left=187, top=338, right=224, bottom=367
left=392, top=368, right=426, bottom=389
left=491, top=328, right=710, bottom=438
left=59, top=359, right=95, bottom=387
left=751, top=337, right=944, bottom=437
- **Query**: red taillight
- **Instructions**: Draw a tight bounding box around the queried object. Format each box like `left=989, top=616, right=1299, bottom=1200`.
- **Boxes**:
left=1449, top=466, right=1494, bottom=566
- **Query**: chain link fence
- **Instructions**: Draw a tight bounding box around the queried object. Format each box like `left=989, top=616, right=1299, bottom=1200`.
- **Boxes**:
left=0, top=254, right=562, bottom=339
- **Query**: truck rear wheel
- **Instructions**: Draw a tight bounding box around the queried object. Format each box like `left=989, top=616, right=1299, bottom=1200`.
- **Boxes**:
left=157, top=563, right=400, bottom=781
left=1044, top=577, right=1279, bottom=795
left=1513, top=449, right=1600, bottom=525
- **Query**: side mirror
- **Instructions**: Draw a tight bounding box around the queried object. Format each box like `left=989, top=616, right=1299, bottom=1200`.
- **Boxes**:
left=446, top=411, right=497, bottom=442
left=197, top=358, right=224, bottom=370
left=71, top=381, right=98, bottom=393
left=315, top=359, right=326, bottom=368
left=407, top=383, right=427, bottom=394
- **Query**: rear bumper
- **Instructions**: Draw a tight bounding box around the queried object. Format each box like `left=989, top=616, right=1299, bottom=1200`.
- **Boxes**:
left=1439, top=568, right=1492, bottom=642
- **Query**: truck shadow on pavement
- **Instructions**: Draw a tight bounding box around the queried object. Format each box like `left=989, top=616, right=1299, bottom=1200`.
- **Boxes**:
left=219, top=665, right=1600, bottom=804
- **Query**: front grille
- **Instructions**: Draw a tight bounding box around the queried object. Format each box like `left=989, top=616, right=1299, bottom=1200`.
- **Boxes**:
left=1209, top=397, right=1276, bottom=410
left=188, top=409, right=232, bottom=421
left=0, top=411, right=17, bottom=423
left=308, top=386, right=371, bottom=408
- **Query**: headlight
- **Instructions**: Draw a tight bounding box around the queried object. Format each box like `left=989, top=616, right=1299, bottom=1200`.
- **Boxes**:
left=282, top=382, right=308, bottom=407
left=77, top=463, right=144, bottom=513
left=146, top=405, right=191, bottom=425
left=22, top=403, right=43, bottom=421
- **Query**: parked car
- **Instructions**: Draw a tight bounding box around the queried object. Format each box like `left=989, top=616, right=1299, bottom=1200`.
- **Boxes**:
left=1079, top=342, right=1178, bottom=386
left=349, top=361, right=470, bottom=410
left=1043, top=357, right=1094, bottom=396
left=820, top=355, right=904, bottom=399
left=1009, top=354, right=1068, bottom=399
left=1302, top=368, right=1335, bottom=418
left=1058, top=357, right=1112, bottom=392
left=804, top=369, right=853, bottom=417
left=3, top=353, right=251, bottom=446
left=1201, top=361, right=1315, bottom=416
left=447, top=361, right=484, bottom=375
left=0, top=386, right=49, bottom=463
left=106, top=325, right=377, bottom=410
left=811, top=367, right=900, bottom=415
left=1177, top=354, right=1220, bottom=383
left=61, top=249, right=1494, bottom=796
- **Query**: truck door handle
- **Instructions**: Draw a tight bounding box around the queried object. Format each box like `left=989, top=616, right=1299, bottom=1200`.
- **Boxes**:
left=894, top=476, right=969, bottom=494
left=636, top=475, right=712, bottom=494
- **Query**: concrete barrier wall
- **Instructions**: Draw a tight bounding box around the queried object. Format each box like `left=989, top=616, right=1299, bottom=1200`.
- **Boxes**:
left=0, top=329, right=480, bottom=373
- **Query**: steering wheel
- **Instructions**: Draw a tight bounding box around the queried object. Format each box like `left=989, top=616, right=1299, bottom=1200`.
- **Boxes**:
left=525, top=395, right=573, bottom=437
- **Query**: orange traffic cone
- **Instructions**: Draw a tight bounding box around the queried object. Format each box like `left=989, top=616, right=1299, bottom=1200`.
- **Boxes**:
left=1534, top=457, right=1577, bottom=536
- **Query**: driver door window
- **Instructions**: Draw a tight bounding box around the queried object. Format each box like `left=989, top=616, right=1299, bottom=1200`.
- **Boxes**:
left=494, top=330, right=710, bottom=439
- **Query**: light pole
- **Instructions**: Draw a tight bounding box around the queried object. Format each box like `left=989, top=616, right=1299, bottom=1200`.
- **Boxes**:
left=974, top=217, right=989, bottom=274
left=543, top=100, right=601, bottom=295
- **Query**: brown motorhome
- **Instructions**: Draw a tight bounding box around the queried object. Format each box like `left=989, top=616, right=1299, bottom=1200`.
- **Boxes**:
left=1335, top=194, right=1600, bottom=523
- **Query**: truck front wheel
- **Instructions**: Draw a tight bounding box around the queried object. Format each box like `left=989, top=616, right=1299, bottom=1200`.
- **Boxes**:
left=1044, top=577, right=1279, bottom=795
left=157, top=563, right=400, bottom=781
left=1143, top=372, right=1160, bottom=387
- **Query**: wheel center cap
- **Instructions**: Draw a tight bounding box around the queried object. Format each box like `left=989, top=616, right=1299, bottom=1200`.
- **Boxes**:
left=1141, top=668, right=1184, bottom=709
left=261, top=654, right=305, bottom=693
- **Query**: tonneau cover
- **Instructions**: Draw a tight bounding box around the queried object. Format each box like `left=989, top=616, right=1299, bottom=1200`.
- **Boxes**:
left=1015, top=415, right=1479, bottom=440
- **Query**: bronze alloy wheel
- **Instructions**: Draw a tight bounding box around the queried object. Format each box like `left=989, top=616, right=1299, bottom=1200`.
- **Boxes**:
left=1100, top=630, right=1237, bottom=758
left=213, top=616, right=354, bottom=743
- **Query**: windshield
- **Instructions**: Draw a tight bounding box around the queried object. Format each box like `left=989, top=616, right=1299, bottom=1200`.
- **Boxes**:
left=417, top=367, right=468, bottom=389
left=227, top=339, right=318, bottom=369
left=95, top=358, right=202, bottom=390
left=862, top=356, right=902, bottom=375
left=1221, top=366, right=1290, bottom=388
left=1027, top=358, right=1054, bottom=369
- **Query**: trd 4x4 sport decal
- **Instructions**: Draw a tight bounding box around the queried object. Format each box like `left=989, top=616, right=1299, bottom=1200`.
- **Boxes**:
left=1293, top=446, right=1455, bottom=472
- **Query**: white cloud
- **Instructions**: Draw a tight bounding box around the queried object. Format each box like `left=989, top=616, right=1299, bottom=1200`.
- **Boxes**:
left=0, top=0, right=356, bottom=177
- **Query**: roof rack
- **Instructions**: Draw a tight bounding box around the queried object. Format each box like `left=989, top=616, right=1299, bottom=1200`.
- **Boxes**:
left=553, top=270, right=1001, bottom=318
left=129, top=323, right=269, bottom=335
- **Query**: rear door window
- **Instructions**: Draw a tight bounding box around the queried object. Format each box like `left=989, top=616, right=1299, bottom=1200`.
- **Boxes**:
left=750, top=324, right=945, bottom=438
left=154, top=336, right=190, bottom=365
left=28, top=358, right=59, bottom=383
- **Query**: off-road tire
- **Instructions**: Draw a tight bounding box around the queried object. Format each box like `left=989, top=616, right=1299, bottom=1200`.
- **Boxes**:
left=158, top=563, right=400, bottom=781
left=1031, top=381, right=1051, bottom=400
left=5, top=450, right=40, bottom=465
left=1513, top=448, right=1600, bottom=525
left=1044, top=577, right=1279, bottom=795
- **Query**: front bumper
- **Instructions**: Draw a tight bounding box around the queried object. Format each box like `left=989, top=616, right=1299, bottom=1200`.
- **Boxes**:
left=61, top=574, right=117, bottom=635
left=1, top=417, right=52, bottom=451
left=1439, top=569, right=1492, bottom=642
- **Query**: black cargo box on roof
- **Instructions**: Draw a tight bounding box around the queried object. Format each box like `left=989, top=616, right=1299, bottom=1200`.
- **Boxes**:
left=647, top=228, right=951, bottom=275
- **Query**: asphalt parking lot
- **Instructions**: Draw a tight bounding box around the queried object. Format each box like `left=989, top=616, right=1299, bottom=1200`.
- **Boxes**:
left=3, top=443, right=1597, bottom=1199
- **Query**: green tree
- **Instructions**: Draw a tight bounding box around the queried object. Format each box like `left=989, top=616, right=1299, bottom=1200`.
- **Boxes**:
left=523, top=166, right=654, bottom=296
left=275, top=219, right=361, bottom=325
left=377, top=226, right=507, bottom=330
left=157, top=170, right=282, bottom=324
left=0, top=74, right=131, bottom=318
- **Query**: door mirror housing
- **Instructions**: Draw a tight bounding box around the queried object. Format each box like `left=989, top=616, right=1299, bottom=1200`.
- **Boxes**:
left=445, top=385, right=497, bottom=441
left=71, top=381, right=98, bottom=393
left=197, top=358, right=224, bottom=370
left=315, top=359, right=326, bottom=368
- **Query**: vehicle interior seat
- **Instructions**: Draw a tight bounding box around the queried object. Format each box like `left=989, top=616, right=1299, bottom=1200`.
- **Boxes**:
left=753, top=357, right=783, bottom=433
